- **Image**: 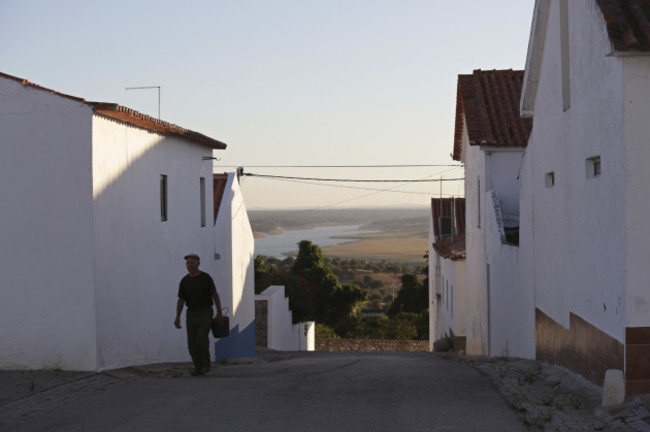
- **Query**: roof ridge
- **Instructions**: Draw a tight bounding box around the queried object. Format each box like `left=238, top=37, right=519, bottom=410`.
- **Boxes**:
left=454, top=69, right=530, bottom=151
left=1, top=71, right=227, bottom=150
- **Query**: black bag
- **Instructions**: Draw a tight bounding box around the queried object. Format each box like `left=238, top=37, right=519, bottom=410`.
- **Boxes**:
left=211, top=308, right=230, bottom=338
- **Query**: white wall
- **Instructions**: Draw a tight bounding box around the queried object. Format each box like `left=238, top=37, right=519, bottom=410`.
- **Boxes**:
left=428, top=216, right=436, bottom=351
left=213, top=173, right=256, bottom=360
left=437, top=256, right=466, bottom=343
left=463, top=116, right=530, bottom=357
left=485, top=190, right=534, bottom=358
left=623, top=56, right=650, bottom=328
left=0, top=78, right=98, bottom=370
left=486, top=151, right=524, bottom=216
left=519, top=0, right=626, bottom=342
left=256, top=285, right=315, bottom=351
left=463, top=124, right=489, bottom=355
left=92, top=115, right=216, bottom=369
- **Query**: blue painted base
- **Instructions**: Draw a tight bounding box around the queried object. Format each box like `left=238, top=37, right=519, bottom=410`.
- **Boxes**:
left=213, top=320, right=256, bottom=361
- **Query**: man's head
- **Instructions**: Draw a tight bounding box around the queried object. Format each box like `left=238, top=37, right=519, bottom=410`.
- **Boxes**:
left=184, top=253, right=200, bottom=274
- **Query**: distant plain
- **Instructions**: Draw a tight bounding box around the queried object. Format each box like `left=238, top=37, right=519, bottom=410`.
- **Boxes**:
left=249, top=208, right=429, bottom=264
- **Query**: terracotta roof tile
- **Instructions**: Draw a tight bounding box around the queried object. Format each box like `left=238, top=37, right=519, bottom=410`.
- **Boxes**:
left=0, top=71, right=226, bottom=150
left=433, top=233, right=466, bottom=261
left=213, top=173, right=229, bottom=225
left=90, top=103, right=226, bottom=150
left=596, top=0, right=650, bottom=51
left=453, top=70, right=531, bottom=161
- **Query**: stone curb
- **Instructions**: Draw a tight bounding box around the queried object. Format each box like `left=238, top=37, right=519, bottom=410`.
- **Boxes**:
left=438, top=353, right=650, bottom=432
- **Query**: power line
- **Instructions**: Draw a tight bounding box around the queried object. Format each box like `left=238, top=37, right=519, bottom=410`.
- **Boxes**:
left=261, top=176, right=433, bottom=195
left=242, top=173, right=465, bottom=183
left=247, top=175, right=463, bottom=221
left=205, top=162, right=463, bottom=168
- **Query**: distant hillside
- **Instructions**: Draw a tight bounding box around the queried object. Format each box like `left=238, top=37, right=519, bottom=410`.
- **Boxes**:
left=249, top=207, right=429, bottom=237
left=249, top=207, right=430, bottom=264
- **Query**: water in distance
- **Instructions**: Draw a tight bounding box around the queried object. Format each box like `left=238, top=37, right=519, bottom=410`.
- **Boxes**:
left=255, top=224, right=377, bottom=260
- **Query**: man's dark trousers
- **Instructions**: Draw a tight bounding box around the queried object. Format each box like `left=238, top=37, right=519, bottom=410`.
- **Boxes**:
left=186, top=306, right=213, bottom=373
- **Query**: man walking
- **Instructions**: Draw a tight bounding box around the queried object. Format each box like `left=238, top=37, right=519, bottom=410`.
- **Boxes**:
left=174, top=253, right=224, bottom=376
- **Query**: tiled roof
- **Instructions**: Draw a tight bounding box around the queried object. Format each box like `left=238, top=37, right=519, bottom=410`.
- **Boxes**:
left=0, top=71, right=227, bottom=150
left=596, top=0, right=650, bottom=51
left=213, top=173, right=229, bottom=224
left=433, top=233, right=466, bottom=261
left=453, top=69, right=532, bottom=161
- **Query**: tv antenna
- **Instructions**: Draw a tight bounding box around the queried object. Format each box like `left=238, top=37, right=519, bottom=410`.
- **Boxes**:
left=125, top=86, right=161, bottom=119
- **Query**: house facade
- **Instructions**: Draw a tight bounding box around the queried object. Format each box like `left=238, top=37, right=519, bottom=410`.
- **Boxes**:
left=453, top=69, right=535, bottom=359
left=0, top=72, right=254, bottom=371
left=428, top=198, right=466, bottom=352
left=519, top=0, right=650, bottom=395
left=212, top=172, right=257, bottom=361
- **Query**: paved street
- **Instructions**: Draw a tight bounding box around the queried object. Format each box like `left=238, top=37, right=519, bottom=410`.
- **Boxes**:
left=0, top=352, right=528, bottom=432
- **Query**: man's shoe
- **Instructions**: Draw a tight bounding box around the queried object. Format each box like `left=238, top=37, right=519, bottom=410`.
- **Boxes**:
left=191, top=369, right=205, bottom=376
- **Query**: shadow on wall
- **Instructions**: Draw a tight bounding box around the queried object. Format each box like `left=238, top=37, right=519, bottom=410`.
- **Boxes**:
left=214, top=321, right=256, bottom=361
left=91, top=121, right=221, bottom=369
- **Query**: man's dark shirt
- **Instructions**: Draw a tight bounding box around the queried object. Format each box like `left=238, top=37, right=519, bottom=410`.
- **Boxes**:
left=178, top=271, right=217, bottom=308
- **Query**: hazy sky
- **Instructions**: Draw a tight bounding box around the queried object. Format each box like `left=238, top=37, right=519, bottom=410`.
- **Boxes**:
left=0, top=1, right=535, bottom=209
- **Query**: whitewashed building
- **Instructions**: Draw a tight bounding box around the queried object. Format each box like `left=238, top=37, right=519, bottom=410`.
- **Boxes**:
left=519, top=0, right=650, bottom=396
left=452, top=69, right=534, bottom=358
left=0, top=72, right=255, bottom=371
left=428, top=198, right=466, bottom=352
left=212, top=172, right=257, bottom=361
left=255, top=285, right=315, bottom=352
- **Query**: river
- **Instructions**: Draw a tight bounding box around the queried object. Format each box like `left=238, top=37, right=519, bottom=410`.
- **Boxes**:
left=254, top=224, right=377, bottom=259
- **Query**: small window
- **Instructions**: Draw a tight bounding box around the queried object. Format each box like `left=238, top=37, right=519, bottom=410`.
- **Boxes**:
left=545, top=172, right=555, bottom=188
left=586, top=156, right=601, bottom=178
left=160, top=175, right=168, bottom=221
left=200, top=177, right=206, bottom=227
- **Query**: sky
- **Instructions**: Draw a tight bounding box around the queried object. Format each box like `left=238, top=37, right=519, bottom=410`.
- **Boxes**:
left=0, top=0, right=535, bottom=210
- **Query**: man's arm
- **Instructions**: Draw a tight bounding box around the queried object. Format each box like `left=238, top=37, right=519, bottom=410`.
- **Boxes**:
left=174, top=298, right=185, bottom=328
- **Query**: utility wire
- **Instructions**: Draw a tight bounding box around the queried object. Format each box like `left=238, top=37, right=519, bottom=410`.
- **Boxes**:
left=207, top=163, right=463, bottom=168
left=261, top=176, right=432, bottom=195
left=242, top=172, right=464, bottom=183
left=248, top=174, right=461, bottom=221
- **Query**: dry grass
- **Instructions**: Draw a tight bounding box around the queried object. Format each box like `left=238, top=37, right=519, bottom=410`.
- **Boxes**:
left=321, top=233, right=428, bottom=264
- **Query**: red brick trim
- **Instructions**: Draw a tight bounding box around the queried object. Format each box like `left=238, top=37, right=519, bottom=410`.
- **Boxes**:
left=535, top=308, right=623, bottom=387
left=625, top=327, right=650, bottom=396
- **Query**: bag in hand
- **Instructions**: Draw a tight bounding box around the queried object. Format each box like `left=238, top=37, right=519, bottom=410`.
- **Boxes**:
left=211, top=308, right=230, bottom=338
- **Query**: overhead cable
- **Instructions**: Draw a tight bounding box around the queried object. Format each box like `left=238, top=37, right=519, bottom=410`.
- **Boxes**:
left=207, top=163, right=463, bottom=168
left=242, top=173, right=465, bottom=183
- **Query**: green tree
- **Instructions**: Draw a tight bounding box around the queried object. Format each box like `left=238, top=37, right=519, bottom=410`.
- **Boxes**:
left=254, top=255, right=278, bottom=294
left=386, top=313, right=418, bottom=340
left=328, top=283, right=367, bottom=329
left=292, top=240, right=340, bottom=323
left=388, top=274, right=428, bottom=315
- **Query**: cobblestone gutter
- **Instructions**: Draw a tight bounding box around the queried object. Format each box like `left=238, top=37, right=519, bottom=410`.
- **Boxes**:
left=443, top=354, right=650, bottom=432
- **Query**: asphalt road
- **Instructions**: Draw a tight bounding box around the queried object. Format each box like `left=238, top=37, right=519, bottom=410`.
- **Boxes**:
left=1, top=352, right=529, bottom=432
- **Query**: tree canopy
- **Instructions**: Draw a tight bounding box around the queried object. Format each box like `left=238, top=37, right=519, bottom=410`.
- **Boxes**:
left=255, top=240, right=429, bottom=340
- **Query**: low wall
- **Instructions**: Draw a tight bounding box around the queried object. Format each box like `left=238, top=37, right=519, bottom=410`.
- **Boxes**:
left=316, top=339, right=429, bottom=352
left=255, top=286, right=314, bottom=351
